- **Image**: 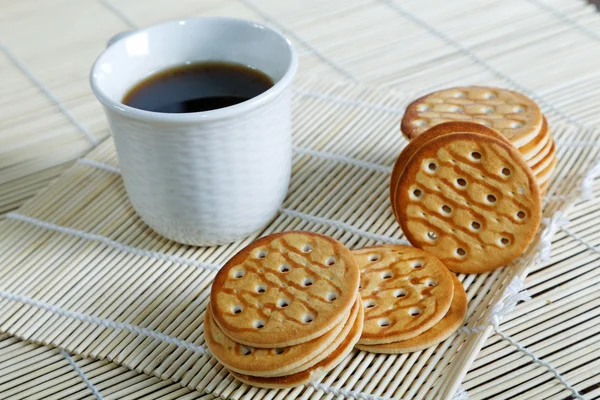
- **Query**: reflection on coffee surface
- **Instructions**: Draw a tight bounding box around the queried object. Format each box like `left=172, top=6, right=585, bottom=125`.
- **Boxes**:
left=122, top=61, right=274, bottom=113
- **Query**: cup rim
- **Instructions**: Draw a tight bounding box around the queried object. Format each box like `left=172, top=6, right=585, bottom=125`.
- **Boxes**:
left=90, top=17, right=298, bottom=123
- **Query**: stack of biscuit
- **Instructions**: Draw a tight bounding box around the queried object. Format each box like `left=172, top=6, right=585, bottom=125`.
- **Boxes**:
left=205, top=231, right=363, bottom=389
left=401, top=86, right=556, bottom=193
left=390, top=120, right=543, bottom=273
left=353, top=245, right=467, bottom=354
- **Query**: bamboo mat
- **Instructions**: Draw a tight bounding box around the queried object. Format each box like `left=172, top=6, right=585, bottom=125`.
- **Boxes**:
left=4, top=0, right=600, bottom=216
left=0, top=76, right=599, bottom=400
left=0, top=333, right=216, bottom=400
left=2, top=0, right=600, bottom=399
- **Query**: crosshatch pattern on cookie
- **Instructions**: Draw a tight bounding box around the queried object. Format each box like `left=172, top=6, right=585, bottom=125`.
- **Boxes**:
left=395, top=133, right=542, bottom=274
left=354, top=245, right=454, bottom=345
left=210, top=231, right=360, bottom=348
left=401, top=87, right=543, bottom=147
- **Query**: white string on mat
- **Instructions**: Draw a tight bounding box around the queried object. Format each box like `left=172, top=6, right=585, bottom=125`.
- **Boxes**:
left=308, top=383, right=394, bottom=400
left=3, top=210, right=580, bottom=399
left=237, top=0, right=359, bottom=83
left=77, top=158, right=121, bottom=174
left=4, top=212, right=222, bottom=272
left=293, top=146, right=393, bottom=174
left=452, top=386, right=469, bottom=400
left=280, top=208, right=407, bottom=245
left=457, top=277, right=531, bottom=335
left=0, top=42, right=98, bottom=146
left=97, top=0, right=138, bottom=29
left=458, top=276, right=586, bottom=399
left=292, top=88, right=404, bottom=116
left=76, top=146, right=395, bottom=177
left=457, top=213, right=568, bottom=330
left=560, top=226, right=600, bottom=258
left=0, top=199, right=585, bottom=399
left=61, top=349, right=105, bottom=400
left=554, top=138, right=600, bottom=148
left=491, top=328, right=586, bottom=400
left=4, top=208, right=403, bottom=274
left=0, top=290, right=210, bottom=355
left=526, top=0, right=600, bottom=42
left=0, top=289, right=388, bottom=400
left=74, top=158, right=403, bottom=244
left=379, top=0, right=582, bottom=127
left=580, top=161, right=600, bottom=201
left=3, top=3, right=596, bottom=396
left=72, top=155, right=599, bottom=274
left=75, top=151, right=585, bottom=207
left=2, top=29, right=594, bottom=204
left=531, top=212, right=570, bottom=264
left=542, top=159, right=600, bottom=206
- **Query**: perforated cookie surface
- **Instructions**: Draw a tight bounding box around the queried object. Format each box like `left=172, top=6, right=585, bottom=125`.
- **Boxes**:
left=390, top=121, right=511, bottom=213
left=353, top=245, right=454, bottom=345
left=230, top=299, right=364, bottom=389
left=401, top=87, right=543, bottom=147
left=210, top=231, right=360, bottom=348
left=395, top=133, right=542, bottom=274
left=356, top=274, right=466, bottom=354
left=204, top=302, right=352, bottom=377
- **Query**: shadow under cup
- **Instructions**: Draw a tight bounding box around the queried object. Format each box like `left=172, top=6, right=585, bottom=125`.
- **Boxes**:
left=90, top=17, right=298, bottom=246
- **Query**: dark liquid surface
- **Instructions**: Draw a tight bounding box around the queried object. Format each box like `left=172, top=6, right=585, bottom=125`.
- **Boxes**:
left=122, top=62, right=274, bottom=113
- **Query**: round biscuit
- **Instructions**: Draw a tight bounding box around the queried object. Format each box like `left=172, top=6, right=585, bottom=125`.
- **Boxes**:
left=532, top=141, right=556, bottom=177
left=210, top=231, right=360, bottom=348
left=536, top=156, right=558, bottom=185
left=356, top=274, right=466, bottom=354
left=401, top=86, right=543, bottom=147
left=205, top=306, right=345, bottom=377
left=390, top=121, right=512, bottom=216
left=230, top=299, right=364, bottom=388
left=527, top=134, right=554, bottom=167
left=540, top=181, right=549, bottom=195
left=204, top=298, right=358, bottom=377
left=518, top=116, right=550, bottom=160
left=353, top=245, right=454, bottom=345
left=395, top=133, right=542, bottom=274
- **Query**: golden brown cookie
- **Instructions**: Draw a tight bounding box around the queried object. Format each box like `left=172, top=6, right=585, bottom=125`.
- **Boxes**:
left=394, top=133, right=542, bottom=274
left=401, top=87, right=543, bottom=147
left=204, top=299, right=356, bottom=377
left=356, top=274, right=466, bottom=353
left=210, top=231, right=360, bottom=348
left=282, top=297, right=359, bottom=376
left=540, top=181, right=549, bottom=195
left=527, top=134, right=554, bottom=167
left=536, top=156, right=558, bottom=185
left=230, top=299, right=364, bottom=388
left=353, top=245, right=454, bottom=345
left=532, top=141, right=556, bottom=177
left=390, top=121, right=512, bottom=216
left=518, top=117, right=550, bottom=160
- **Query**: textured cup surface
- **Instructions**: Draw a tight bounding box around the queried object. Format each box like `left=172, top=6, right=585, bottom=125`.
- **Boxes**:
left=90, top=17, right=298, bottom=245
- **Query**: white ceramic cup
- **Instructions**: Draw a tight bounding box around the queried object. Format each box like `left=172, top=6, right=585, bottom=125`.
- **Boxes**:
left=90, top=17, right=298, bottom=246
